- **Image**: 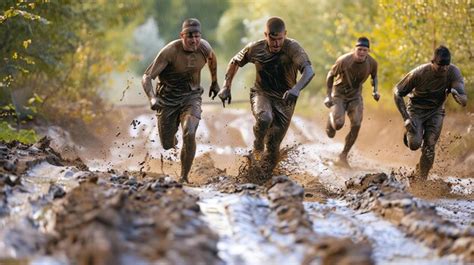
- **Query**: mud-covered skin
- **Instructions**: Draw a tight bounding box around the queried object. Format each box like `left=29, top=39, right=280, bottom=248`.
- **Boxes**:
left=325, top=50, right=378, bottom=166
left=394, top=63, right=466, bottom=179
left=219, top=34, right=314, bottom=176
left=141, top=27, right=220, bottom=182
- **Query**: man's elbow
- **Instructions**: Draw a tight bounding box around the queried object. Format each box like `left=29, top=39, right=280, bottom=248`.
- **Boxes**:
left=393, top=88, right=403, bottom=101
left=142, top=74, right=150, bottom=86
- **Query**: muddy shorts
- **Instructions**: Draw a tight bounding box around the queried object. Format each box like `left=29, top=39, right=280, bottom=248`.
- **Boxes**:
left=250, top=92, right=295, bottom=130
left=156, top=96, right=202, bottom=148
left=331, top=96, right=364, bottom=126
left=407, top=108, right=444, bottom=148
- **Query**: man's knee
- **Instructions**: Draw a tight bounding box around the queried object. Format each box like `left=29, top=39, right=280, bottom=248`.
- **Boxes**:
left=330, top=113, right=344, bottom=130
left=180, top=114, right=199, bottom=142
left=334, top=118, right=345, bottom=130
left=161, top=137, right=176, bottom=150
left=350, top=121, right=362, bottom=130
left=408, top=138, right=422, bottom=151
left=256, top=111, right=273, bottom=128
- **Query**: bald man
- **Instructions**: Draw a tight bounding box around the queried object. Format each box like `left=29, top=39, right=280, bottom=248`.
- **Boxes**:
left=218, top=17, right=315, bottom=175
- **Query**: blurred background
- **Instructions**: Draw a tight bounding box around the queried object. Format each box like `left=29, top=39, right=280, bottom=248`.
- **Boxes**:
left=0, top=0, right=472, bottom=164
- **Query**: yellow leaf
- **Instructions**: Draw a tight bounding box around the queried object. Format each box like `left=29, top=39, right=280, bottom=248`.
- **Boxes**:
left=23, top=39, right=31, bottom=49
left=12, top=52, right=18, bottom=59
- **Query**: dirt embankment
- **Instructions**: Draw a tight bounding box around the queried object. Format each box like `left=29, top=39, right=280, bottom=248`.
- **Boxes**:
left=344, top=173, right=474, bottom=262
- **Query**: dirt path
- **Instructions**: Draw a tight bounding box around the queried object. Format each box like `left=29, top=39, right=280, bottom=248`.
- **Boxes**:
left=0, top=106, right=473, bottom=264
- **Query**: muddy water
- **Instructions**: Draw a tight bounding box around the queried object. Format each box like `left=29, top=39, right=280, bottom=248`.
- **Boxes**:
left=2, top=106, right=473, bottom=264
left=86, top=106, right=473, bottom=262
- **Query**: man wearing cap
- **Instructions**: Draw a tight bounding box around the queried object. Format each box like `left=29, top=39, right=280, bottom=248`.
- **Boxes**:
left=218, top=17, right=315, bottom=175
left=394, top=45, right=467, bottom=180
left=141, top=18, right=220, bottom=183
left=324, top=37, right=379, bottom=168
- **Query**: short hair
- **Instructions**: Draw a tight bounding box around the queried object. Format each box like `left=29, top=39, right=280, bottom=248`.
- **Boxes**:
left=432, top=45, right=451, bottom=65
left=355, top=37, right=370, bottom=48
left=182, top=18, right=201, bottom=34
left=266, top=17, right=285, bottom=36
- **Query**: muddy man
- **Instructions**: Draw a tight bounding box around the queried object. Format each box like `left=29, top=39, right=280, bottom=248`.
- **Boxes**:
left=324, top=37, right=379, bottom=168
left=141, top=18, right=220, bottom=183
left=218, top=17, right=315, bottom=174
left=394, top=45, right=467, bottom=180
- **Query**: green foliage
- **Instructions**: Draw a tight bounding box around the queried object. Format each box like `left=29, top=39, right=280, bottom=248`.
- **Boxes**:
left=150, top=0, right=229, bottom=44
left=0, top=121, right=38, bottom=144
left=0, top=0, right=145, bottom=124
left=216, top=0, right=473, bottom=111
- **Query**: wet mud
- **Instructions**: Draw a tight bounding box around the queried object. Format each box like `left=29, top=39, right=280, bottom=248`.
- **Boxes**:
left=1, top=106, right=472, bottom=264
left=344, top=173, right=474, bottom=262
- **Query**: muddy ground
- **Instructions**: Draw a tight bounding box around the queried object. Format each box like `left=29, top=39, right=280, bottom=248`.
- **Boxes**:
left=0, top=105, right=473, bottom=265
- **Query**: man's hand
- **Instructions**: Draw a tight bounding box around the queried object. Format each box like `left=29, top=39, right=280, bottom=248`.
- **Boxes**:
left=150, top=97, right=159, bottom=111
left=404, top=118, right=416, bottom=132
left=372, top=91, right=381, bottom=101
left=282, top=87, right=299, bottom=105
left=324, top=96, right=334, bottom=108
left=209, top=82, right=220, bottom=100
left=217, top=86, right=231, bottom=108
left=450, top=88, right=460, bottom=98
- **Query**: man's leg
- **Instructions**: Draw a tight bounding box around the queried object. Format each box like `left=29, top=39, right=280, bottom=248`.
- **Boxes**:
left=179, top=115, right=200, bottom=183
left=338, top=98, right=363, bottom=167
left=326, top=98, right=346, bottom=138
left=250, top=92, right=273, bottom=158
left=418, top=112, right=444, bottom=179
left=156, top=107, right=180, bottom=150
left=406, top=115, right=423, bottom=151
left=178, top=97, right=202, bottom=183
left=261, top=99, right=295, bottom=174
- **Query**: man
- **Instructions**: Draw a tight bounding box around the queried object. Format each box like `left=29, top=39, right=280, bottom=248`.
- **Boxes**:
left=141, top=18, right=220, bottom=183
left=324, top=37, right=379, bottom=167
left=394, top=45, right=467, bottom=180
left=218, top=17, right=314, bottom=175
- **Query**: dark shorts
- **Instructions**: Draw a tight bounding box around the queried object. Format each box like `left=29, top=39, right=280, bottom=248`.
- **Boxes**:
left=156, top=96, right=202, bottom=148
left=407, top=108, right=444, bottom=149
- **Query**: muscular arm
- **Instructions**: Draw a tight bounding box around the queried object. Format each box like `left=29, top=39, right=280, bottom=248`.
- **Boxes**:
left=294, top=65, right=315, bottom=92
left=223, top=61, right=240, bottom=90
left=451, top=81, right=467, bottom=107
left=326, top=71, right=334, bottom=97
left=208, top=51, right=218, bottom=84
left=393, top=88, right=410, bottom=121
left=141, top=60, right=167, bottom=101
left=372, top=76, right=379, bottom=95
